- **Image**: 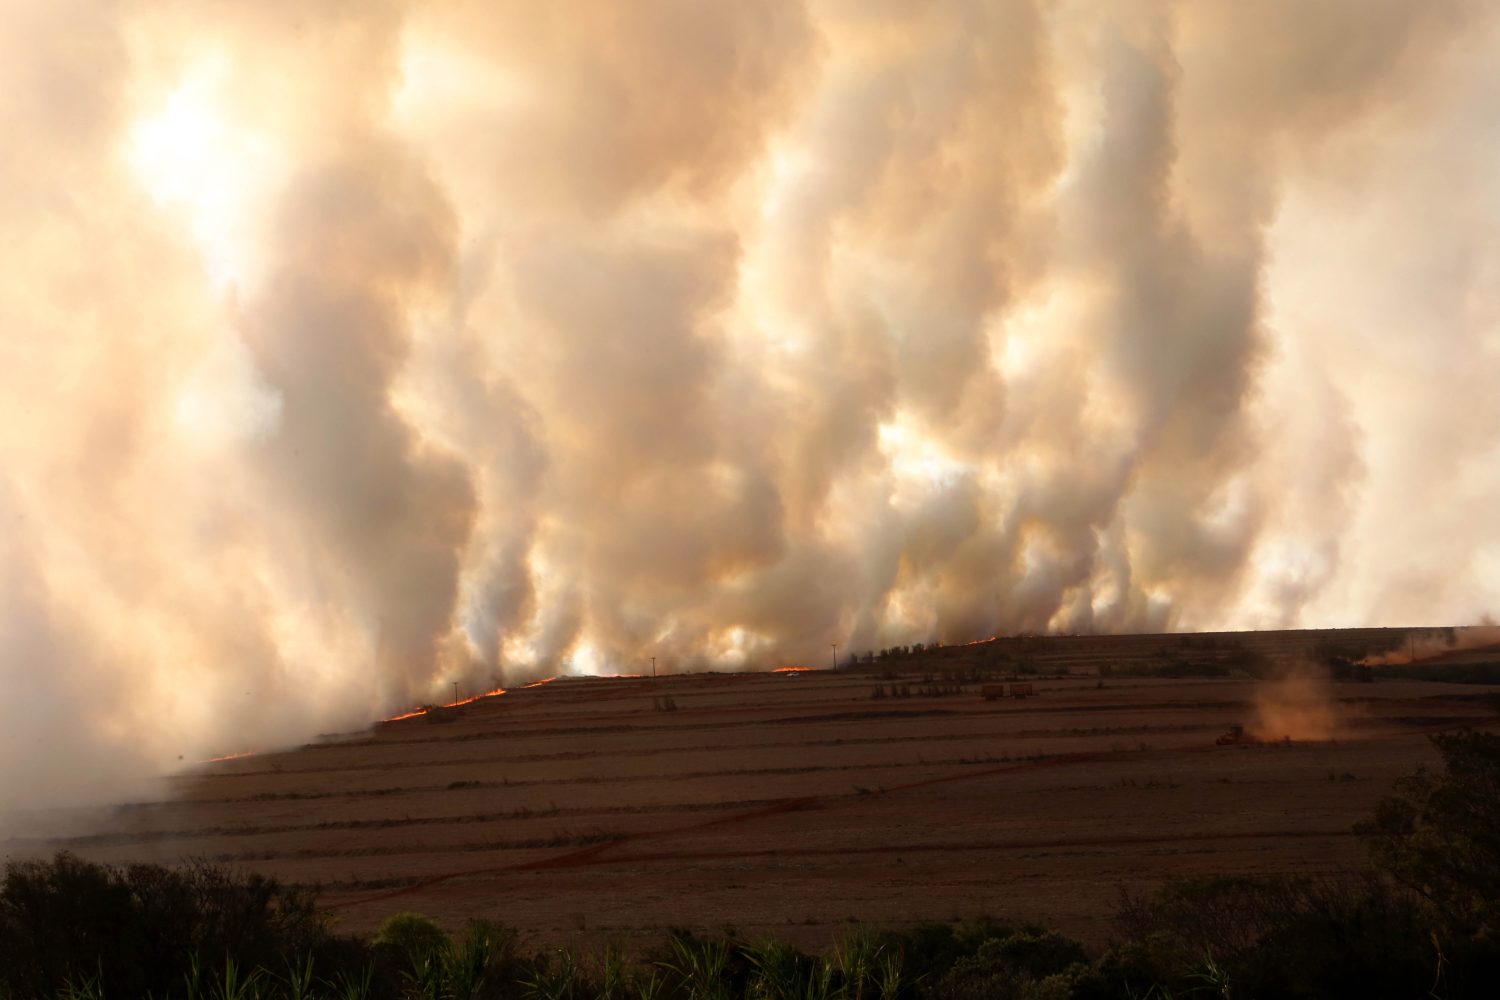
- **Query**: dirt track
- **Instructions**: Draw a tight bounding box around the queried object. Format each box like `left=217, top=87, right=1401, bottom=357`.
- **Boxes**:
left=12, top=647, right=1498, bottom=949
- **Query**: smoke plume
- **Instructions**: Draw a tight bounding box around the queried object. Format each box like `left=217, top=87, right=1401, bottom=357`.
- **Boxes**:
left=3, top=0, right=1500, bottom=810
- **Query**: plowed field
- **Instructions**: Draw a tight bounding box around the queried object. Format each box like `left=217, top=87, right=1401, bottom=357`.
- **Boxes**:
left=16, top=637, right=1497, bottom=949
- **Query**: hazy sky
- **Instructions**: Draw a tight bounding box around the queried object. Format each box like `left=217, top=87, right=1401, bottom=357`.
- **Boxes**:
left=3, top=0, right=1498, bottom=809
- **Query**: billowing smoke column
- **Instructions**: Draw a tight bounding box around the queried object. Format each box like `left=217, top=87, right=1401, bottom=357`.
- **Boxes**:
left=3, top=0, right=1499, bottom=808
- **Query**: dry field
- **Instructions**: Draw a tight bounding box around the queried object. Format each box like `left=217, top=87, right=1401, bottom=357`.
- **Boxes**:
left=11, top=629, right=1500, bottom=950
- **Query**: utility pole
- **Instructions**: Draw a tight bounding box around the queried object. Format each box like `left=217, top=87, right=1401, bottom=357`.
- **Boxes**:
left=453, top=682, right=459, bottom=707
left=651, top=656, right=657, bottom=678
left=831, top=642, right=839, bottom=672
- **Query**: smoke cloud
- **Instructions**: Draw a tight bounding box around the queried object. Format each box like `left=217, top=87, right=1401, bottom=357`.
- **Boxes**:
left=3, top=0, right=1499, bottom=810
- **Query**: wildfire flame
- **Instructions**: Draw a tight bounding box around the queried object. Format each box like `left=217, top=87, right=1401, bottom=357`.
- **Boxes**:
left=452, top=686, right=507, bottom=707
left=201, top=750, right=257, bottom=764
left=380, top=685, right=508, bottom=723
left=380, top=673, right=651, bottom=724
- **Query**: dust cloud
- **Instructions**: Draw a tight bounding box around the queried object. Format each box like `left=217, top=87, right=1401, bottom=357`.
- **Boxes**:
left=1247, top=670, right=1342, bottom=743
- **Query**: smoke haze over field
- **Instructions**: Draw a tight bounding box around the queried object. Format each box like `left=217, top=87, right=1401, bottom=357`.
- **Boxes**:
left=4, top=1, right=1500, bottom=809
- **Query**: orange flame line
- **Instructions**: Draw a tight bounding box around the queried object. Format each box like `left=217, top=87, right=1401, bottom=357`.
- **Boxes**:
left=379, top=671, right=645, bottom=724
left=202, top=750, right=258, bottom=764
left=452, top=685, right=507, bottom=708
left=381, top=685, right=509, bottom=723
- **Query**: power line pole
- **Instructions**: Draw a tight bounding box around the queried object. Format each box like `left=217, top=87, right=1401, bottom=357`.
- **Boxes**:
left=452, top=681, right=459, bottom=707
left=831, top=643, right=839, bottom=672
left=651, top=656, right=657, bottom=678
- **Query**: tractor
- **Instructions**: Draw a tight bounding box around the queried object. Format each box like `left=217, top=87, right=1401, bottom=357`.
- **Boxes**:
left=1216, top=724, right=1249, bottom=745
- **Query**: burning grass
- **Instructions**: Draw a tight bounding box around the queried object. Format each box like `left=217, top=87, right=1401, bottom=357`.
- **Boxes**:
left=380, top=686, right=509, bottom=724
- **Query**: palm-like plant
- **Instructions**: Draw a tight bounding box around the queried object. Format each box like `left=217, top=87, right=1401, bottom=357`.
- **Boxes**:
left=798, top=960, right=839, bottom=1000
left=745, top=939, right=805, bottom=1000
left=664, top=935, right=731, bottom=1000
left=447, top=922, right=503, bottom=1000
left=874, top=952, right=905, bottom=1000
left=211, top=957, right=266, bottom=1000
left=631, top=967, right=668, bottom=1000
left=57, top=968, right=107, bottom=1000
left=325, top=963, right=374, bottom=1000
left=281, top=955, right=316, bottom=1000
left=184, top=954, right=206, bottom=1000
left=831, top=929, right=883, bottom=1000
left=1186, top=952, right=1233, bottom=1000
left=401, top=952, right=449, bottom=1000
left=521, top=948, right=581, bottom=1000
left=595, top=944, right=629, bottom=1000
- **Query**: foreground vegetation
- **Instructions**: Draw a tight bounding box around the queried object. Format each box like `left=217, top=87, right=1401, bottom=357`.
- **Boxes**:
left=3, top=731, right=1497, bottom=1000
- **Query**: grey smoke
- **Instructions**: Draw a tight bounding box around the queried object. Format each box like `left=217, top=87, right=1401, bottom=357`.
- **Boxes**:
left=1, top=0, right=1498, bottom=811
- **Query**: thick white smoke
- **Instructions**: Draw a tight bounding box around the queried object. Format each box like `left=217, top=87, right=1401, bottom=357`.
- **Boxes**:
left=3, top=0, right=1499, bottom=810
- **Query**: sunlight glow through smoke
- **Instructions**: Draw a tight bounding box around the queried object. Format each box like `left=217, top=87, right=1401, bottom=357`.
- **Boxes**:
left=128, top=55, right=282, bottom=294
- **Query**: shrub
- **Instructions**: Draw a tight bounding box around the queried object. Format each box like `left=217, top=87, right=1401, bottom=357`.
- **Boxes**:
left=1113, top=874, right=1437, bottom=999
left=1359, top=730, right=1500, bottom=938
left=925, top=928, right=1087, bottom=1000
left=373, top=912, right=449, bottom=969
left=0, top=852, right=333, bottom=1000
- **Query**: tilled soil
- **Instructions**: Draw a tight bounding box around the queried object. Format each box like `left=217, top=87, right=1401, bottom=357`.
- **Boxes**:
left=12, top=662, right=1496, bottom=950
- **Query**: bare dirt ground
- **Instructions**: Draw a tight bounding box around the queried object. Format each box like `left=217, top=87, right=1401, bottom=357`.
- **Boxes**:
left=10, top=628, right=1499, bottom=951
